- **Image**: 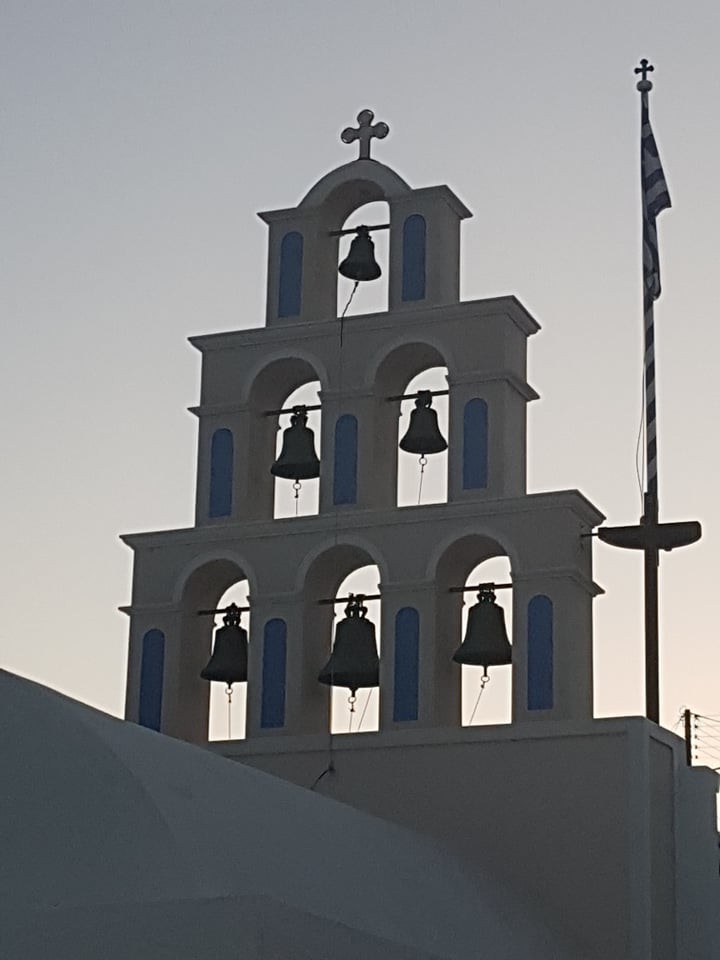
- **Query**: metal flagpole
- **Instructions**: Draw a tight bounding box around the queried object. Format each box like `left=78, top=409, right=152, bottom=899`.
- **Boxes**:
left=597, top=60, right=700, bottom=724
left=637, top=60, right=662, bottom=724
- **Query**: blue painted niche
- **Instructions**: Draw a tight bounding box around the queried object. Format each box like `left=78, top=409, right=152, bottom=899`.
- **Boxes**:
left=333, top=414, right=358, bottom=505
left=527, top=595, right=553, bottom=710
left=278, top=231, right=303, bottom=318
left=209, top=428, right=233, bottom=518
left=462, top=398, right=488, bottom=489
left=393, top=607, right=419, bottom=721
left=138, top=629, right=165, bottom=731
left=402, top=214, right=426, bottom=301
left=261, top=618, right=287, bottom=728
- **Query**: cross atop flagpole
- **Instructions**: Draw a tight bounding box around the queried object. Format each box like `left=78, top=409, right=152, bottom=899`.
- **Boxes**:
left=596, top=60, right=701, bottom=725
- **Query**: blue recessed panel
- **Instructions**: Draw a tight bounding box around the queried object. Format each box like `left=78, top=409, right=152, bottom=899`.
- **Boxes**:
left=401, top=214, right=426, bottom=302
left=393, top=607, right=419, bottom=722
left=261, top=618, right=287, bottom=729
left=527, top=595, right=553, bottom=710
left=462, top=398, right=488, bottom=489
left=333, top=414, right=358, bottom=505
left=209, top=428, right=233, bottom=518
left=278, top=231, right=303, bottom=318
left=139, top=629, right=165, bottom=731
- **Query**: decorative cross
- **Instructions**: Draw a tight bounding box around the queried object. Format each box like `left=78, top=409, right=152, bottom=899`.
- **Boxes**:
left=341, top=109, right=389, bottom=160
left=635, top=58, right=655, bottom=92
left=634, top=58, right=654, bottom=82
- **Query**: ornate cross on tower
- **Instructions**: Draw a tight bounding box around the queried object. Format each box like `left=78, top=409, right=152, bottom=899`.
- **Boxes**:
left=341, top=109, right=389, bottom=160
left=634, top=57, right=654, bottom=91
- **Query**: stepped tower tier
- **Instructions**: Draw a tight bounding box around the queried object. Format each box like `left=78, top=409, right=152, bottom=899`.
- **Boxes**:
left=122, top=110, right=602, bottom=745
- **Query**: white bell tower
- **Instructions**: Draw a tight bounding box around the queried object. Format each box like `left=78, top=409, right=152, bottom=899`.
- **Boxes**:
left=123, top=109, right=601, bottom=744
left=121, top=111, right=718, bottom=960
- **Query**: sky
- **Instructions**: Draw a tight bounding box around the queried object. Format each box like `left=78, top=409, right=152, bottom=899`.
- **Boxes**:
left=2, top=0, right=719, bottom=747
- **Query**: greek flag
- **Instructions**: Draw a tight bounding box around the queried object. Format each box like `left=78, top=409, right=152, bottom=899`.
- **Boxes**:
left=641, top=97, right=671, bottom=301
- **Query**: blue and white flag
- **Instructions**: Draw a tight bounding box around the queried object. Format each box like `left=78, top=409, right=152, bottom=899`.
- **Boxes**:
left=641, top=98, right=671, bottom=301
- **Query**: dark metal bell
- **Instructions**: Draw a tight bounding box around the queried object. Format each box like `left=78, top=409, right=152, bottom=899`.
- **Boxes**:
left=453, top=590, right=512, bottom=669
left=338, top=225, right=382, bottom=282
left=399, top=391, right=448, bottom=455
left=271, top=406, right=320, bottom=481
left=200, top=604, right=248, bottom=685
left=318, top=596, right=380, bottom=693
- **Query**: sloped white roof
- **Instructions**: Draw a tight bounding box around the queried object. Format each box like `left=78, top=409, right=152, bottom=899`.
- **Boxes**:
left=0, top=670, right=571, bottom=959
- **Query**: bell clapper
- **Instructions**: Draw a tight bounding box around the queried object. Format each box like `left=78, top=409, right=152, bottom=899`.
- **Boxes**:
left=293, top=479, right=301, bottom=516
left=468, top=668, right=490, bottom=725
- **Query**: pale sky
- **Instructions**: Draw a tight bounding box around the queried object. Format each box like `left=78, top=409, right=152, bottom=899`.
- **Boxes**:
left=2, top=1, right=719, bottom=746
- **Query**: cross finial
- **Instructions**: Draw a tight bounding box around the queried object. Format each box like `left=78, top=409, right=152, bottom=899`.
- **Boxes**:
left=341, top=109, right=389, bottom=160
left=635, top=58, right=654, bottom=92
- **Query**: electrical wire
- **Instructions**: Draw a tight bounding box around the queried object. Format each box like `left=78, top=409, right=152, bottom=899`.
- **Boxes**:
left=357, top=688, right=373, bottom=731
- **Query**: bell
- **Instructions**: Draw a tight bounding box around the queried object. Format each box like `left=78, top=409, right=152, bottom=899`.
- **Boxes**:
left=318, top=596, right=380, bottom=693
left=453, top=589, right=512, bottom=669
left=399, top=391, right=448, bottom=455
left=338, top=225, right=382, bottom=282
left=271, top=406, right=321, bottom=480
left=200, top=604, right=248, bottom=685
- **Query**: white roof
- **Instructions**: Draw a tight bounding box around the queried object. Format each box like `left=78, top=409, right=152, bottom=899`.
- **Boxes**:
left=0, top=670, right=571, bottom=959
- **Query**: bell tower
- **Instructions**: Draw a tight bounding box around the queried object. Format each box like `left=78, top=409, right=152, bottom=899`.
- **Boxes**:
left=122, top=108, right=602, bottom=744
left=120, top=108, right=720, bottom=960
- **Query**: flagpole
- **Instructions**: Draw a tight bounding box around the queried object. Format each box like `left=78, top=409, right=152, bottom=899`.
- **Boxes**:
left=637, top=63, right=661, bottom=722
left=596, top=60, right=701, bottom=726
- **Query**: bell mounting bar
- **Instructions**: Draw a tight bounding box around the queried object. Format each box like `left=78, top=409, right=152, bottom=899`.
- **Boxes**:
left=386, top=389, right=450, bottom=402
left=197, top=603, right=251, bottom=616
left=318, top=592, right=382, bottom=605
left=449, top=582, right=513, bottom=593
left=328, top=223, right=390, bottom=237
left=264, top=402, right=322, bottom=417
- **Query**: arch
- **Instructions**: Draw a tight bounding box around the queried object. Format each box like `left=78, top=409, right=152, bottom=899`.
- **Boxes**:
left=463, top=398, right=489, bottom=490
left=295, top=537, right=389, bottom=596
left=527, top=595, right=553, bottom=710
left=299, top=159, right=411, bottom=216
left=209, top=428, right=233, bottom=518
left=369, top=338, right=450, bottom=395
left=138, top=629, right=165, bottom=731
left=333, top=414, right=358, bottom=505
left=426, top=529, right=518, bottom=586
left=393, top=607, right=419, bottom=722
left=173, top=554, right=257, bottom=608
left=261, top=618, right=287, bottom=729
left=402, top=214, right=426, bottom=301
left=244, top=352, right=328, bottom=409
left=278, top=231, right=303, bottom=318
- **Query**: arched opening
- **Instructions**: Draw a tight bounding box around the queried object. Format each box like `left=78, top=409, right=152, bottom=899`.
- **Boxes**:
left=301, top=543, right=384, bottom=737
left=273, top=380, right=322, bottom=518
left=433, top=533, right=513, bottom=729
left=459, top=556, right=512, bottom=726
left=245, top=355, right=325, bottom=522
left=372, top=341, right=450, bottom=512
left=329, top=564, right=381, bottom=734
left=177, top=558, right=252, bottom=745
left=337, top=201, right=389, bottom=317
left=396, top=366, right=449, bottom=507
left=207, top=579, right=250, bottom=741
